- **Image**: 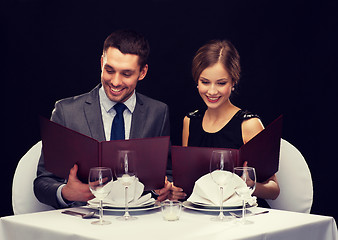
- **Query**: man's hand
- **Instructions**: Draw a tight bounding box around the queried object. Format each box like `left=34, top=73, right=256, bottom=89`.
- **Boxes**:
left=61, top=164, right=95, bottom=202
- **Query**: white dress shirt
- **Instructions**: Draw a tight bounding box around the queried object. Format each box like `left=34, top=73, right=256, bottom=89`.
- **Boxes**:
left=98, top=86, right=136, bottom=140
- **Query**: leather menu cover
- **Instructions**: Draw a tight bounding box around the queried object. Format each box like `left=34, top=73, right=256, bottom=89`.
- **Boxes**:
left=39, top=117, right=99, bottom=183
left=239, top=115, right=283, bottom=182
left=171, top=115, right=283, bottom=197
left=39, top=116, right=170, bottom=190
left=101, top=138, right=170, bottom=190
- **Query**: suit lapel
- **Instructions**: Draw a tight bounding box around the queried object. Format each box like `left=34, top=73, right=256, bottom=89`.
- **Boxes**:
left=130, top=93, right=146, bottom=139
left=84, top=85, right=106, bottom=142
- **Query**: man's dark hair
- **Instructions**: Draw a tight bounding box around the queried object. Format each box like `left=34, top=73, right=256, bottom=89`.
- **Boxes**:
left=103, top=29, right=150, bottom=69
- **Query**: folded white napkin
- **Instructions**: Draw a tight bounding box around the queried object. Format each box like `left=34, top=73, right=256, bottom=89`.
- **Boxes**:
left=88, top=178, right=155, bottom=207
left=187, top=171, right=256, bottom=207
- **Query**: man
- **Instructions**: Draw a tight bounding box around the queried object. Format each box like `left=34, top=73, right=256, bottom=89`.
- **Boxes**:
left=34, top=30, right=171, bottom=209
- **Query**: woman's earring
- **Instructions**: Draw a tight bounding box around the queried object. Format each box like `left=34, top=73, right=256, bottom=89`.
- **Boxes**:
left=232, top=87, right=235, bottom=91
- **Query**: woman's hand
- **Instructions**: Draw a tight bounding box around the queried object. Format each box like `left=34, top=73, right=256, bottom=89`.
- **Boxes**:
left=154, top=177, right=172, bottom=201
left=243, top=161, right=280, bottom=199
left=169, top=183, right=187, bottom=200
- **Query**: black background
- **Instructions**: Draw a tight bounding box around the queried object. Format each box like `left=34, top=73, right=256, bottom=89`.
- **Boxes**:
left=2, top=0, right=337, bottom=219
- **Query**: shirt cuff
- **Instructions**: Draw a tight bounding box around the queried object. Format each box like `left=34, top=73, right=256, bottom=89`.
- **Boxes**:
left=56, top=184, right=73, bottom=207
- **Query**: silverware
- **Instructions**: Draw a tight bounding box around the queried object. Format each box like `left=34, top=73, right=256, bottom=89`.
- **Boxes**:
left=62, top=210, right=99, bottom=219
left=230, top=210, right=269, bottom=218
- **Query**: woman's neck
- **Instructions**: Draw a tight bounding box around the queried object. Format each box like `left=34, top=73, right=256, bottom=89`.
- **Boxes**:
left=202, top=101, right=240, bottom=133
left=205, top=100, right=238, bottom=119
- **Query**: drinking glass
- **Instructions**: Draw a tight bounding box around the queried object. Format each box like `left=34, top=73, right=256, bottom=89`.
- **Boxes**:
left=88, top=167, right=113, bottom=225
left=115, top=150, right=137, bottom=221
left=209, top=150, right=235, bottom=221
left=233, top=167, right=256, bottom=224
left=161, top=200, right=182, bottom=221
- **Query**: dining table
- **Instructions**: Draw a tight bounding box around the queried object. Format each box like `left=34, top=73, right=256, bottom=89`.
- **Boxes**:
left=0, top=204, right=337, bottom=240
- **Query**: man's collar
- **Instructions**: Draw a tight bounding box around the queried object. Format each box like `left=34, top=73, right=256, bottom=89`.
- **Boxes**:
left=99, top=86, right=136, bottom=113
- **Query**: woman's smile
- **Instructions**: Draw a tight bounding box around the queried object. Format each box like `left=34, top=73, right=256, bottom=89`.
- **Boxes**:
left=206, top=95, right=221, bottom=103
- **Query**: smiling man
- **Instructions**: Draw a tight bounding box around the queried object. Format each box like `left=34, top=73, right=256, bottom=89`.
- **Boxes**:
left=34, top=30, right=171, bottom=209
left=100, top=34, right=148, bottom=104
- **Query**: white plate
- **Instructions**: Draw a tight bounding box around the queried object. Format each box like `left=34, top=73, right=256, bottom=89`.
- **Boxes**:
left=88, top=202, right=161, bottom=212
left=190, top=201, right=242, bottom=208
left=183, top=201, right=257, bottom=212
left=89, top=199, right=155, bottom=209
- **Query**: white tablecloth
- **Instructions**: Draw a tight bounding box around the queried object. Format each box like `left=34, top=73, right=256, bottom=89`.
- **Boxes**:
left=0, top=207, right=337, bottom=240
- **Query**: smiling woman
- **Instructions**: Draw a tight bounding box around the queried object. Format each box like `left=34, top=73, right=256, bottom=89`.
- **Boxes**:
left=183, top=40, right=262, bottom=147
left=170, top=40, right=280, bottom=205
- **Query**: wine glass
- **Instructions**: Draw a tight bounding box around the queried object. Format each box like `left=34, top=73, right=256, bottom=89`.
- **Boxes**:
left=209, top=150, right=235, bottom=221
left=233, top=167, right=256, bottom=224
left=115, top=150, right=137, bottom=221
left=88, top=167, right=113, bottom=225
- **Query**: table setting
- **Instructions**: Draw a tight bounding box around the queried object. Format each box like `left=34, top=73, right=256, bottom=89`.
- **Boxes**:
left=1, top=148, right=337, bottom=240
left=82, top=149, right=262, bottom=224
left=86, top=150, right=162, bottom=223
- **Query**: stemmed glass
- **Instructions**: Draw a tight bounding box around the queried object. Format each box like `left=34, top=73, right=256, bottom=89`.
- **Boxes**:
left=115, top=150, right=137, bottom=221
left=88, top=167, right=113, bottom=225
left=233, top=167, right=256, bottom=224
left=209, top=150, right=235, bottom=221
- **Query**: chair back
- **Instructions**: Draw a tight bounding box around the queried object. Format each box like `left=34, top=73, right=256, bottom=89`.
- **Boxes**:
left=266, top=139, right=313, bottom=213
left=12, top=141, right=54, bottom=214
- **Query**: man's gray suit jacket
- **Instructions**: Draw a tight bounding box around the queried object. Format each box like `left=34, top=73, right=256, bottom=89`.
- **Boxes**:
left=34, top=84, right=170, bottom=208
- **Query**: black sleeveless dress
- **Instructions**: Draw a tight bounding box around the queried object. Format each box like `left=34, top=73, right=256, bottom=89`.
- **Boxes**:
left=187, top=109, right=270, bottom=208
left=187, top=109, right=259, bottom=149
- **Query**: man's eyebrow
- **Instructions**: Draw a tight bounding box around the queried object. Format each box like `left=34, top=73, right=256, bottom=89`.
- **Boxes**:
left=122, top=70, right=135, bottom=74
left=104, top=64, right=135, bottom=73
left=104, top=64, right=114, bottom=69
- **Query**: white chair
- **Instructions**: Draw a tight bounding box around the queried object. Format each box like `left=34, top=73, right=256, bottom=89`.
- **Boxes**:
left=12, top=141, right=54, bottom=214
left=266, top=139, right=313, bottom=213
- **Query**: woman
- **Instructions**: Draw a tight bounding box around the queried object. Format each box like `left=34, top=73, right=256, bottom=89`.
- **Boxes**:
left=171, top=40, right=279, bottom=204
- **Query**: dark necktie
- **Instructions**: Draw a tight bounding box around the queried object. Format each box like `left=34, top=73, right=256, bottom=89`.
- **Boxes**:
left=110, top=103, right=127, bottom=140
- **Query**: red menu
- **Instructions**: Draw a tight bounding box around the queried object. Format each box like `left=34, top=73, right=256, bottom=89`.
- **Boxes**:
left=171, top=115, right=283, bottom=197
left=39, top=117, right=170, bottom=190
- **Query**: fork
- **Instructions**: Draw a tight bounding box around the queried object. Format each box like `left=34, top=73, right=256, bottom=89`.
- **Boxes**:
left=230, top=210, right=269, bottom=218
